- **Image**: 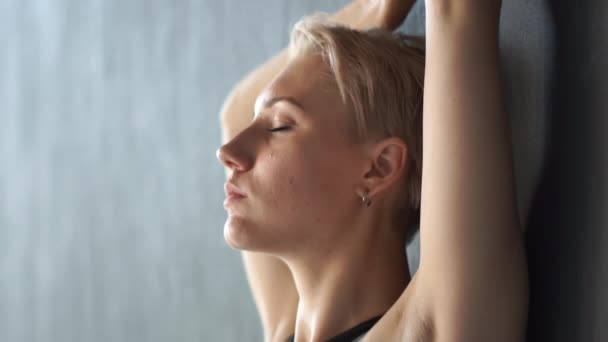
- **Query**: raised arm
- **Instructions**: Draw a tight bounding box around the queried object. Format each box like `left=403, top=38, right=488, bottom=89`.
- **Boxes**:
left=416, top=0, right=528, bottom=340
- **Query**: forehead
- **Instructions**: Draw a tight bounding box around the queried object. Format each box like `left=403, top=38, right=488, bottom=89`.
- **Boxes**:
left=254, top=54, right=343, bottom=116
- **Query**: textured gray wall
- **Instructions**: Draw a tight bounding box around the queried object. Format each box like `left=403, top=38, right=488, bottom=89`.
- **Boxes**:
left=1, top=0, right=603, bottom=342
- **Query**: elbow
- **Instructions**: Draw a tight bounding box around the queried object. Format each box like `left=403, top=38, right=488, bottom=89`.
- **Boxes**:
left=218, top=85, right=251, bottom=144
left=218, top=86, right=242, bottom=125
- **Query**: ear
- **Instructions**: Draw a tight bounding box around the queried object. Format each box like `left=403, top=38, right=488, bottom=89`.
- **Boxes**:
left=360, top=137, right=408, bottom=199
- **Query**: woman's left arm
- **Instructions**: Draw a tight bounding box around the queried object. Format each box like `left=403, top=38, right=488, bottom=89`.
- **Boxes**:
left=415, top=1, right=529, bottom=341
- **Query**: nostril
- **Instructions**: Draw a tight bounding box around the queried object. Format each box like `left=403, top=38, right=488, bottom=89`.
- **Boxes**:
left=217, top=144, right=248, bottom=171
left=217, top=146, right=231, bottom=167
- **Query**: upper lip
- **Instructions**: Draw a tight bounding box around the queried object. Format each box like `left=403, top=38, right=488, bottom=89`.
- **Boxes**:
left=225, top=182, right=247, bottom=198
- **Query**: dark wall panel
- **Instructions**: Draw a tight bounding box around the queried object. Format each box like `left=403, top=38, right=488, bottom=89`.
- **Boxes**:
left=525, top=1, right=608, bottom=341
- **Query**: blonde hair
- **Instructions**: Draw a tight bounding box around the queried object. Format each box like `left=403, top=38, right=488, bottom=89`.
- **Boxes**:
left=288, top=13, right=425, bottom=244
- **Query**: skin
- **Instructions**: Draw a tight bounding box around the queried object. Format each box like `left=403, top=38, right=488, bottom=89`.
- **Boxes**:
left=217, top=0, right=528, bottom=341
left=218, top=54, right=412, bottom=341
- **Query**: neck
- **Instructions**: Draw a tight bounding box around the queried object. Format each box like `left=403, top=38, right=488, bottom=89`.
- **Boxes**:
left=280, top=213, right=411, bottom=341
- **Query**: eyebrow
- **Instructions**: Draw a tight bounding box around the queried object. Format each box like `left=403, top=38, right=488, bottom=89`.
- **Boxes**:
left=253, top=96, right=305, bottom=118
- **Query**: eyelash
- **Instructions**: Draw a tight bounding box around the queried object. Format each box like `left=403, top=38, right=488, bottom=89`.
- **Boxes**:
left=267, top=126, right=291, bottom=133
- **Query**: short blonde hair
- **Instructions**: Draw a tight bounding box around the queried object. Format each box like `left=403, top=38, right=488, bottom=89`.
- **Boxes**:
left=288, top=13, right=425, bottom=244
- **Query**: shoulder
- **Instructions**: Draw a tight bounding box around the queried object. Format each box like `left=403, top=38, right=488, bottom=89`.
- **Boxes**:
left=365, top=256, right=528, bottom=342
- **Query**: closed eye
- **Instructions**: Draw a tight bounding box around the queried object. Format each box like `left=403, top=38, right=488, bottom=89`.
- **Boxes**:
left=267, top=126, right=291, bottom=132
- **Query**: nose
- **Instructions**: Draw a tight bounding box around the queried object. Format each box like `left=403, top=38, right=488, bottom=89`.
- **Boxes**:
left=216, top=140, right=252, bottom=172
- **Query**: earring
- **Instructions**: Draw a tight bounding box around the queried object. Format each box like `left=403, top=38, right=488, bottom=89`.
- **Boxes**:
left=361, top=192, right=372, bottom=208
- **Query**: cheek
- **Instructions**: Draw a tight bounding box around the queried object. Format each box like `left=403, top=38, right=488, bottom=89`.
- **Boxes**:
left=258, top=145, right=346, bottom=216
left=255, top=152, right=292, bottom=209
left=258, top=151, right=316, bottom=207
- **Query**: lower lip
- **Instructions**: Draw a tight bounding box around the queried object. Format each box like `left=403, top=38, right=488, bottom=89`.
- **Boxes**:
left=224, top=194, right=246, bottom=207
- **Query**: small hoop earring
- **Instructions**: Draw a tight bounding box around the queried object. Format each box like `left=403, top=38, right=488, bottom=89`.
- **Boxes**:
left=361, top=193, right=372, bottom=208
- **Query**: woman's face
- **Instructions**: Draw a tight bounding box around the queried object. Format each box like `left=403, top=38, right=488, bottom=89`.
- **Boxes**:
left=217, top=54, right=368, bottom=254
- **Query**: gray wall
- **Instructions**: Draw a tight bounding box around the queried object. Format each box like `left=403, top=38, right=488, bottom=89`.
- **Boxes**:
left=525, top=1, right=608, bottom=341
left=0, top=0, right=604, bottom=341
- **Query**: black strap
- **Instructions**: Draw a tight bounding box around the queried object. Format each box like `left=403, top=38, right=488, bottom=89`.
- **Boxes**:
left=285, top=313, right=384, bottom=342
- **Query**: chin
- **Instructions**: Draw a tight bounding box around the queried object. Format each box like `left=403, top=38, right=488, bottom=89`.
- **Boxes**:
left=223, top=215, right=265, bottom=251
left=223, top=217, right=246, bottom=250
left=223, top=216, right=290, bottom=254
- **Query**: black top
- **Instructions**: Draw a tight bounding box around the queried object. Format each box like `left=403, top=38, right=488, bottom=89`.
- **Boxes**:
left=285, top=313, right=384, bottom=342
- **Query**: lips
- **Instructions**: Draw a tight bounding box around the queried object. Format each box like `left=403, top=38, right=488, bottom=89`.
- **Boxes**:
left=224, top=182, right=247, bottom=198
left=223, top=182, right=246, bottom=209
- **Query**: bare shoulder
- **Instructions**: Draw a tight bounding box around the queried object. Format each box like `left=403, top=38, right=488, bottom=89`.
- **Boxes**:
left=365, top=255, right=527, bottom=342
left=418, top=252, right=528, bottom=341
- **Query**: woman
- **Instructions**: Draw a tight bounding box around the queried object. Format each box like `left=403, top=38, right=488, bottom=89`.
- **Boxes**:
left=216, top=1, right=528, bottom=341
